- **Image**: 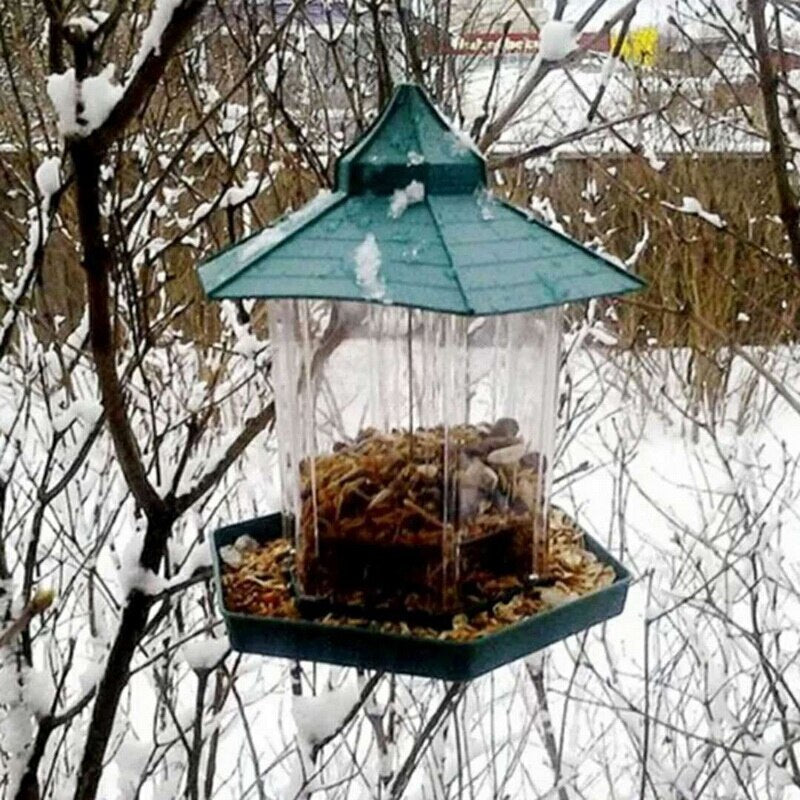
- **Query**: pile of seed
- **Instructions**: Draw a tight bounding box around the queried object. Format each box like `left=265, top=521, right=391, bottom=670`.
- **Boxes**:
left=298, top=419, right=546, bottom=550
left=221, top=508, right=616, bottom=642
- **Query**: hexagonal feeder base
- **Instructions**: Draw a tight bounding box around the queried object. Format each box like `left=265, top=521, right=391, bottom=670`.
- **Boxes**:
left=210, top=513, right=631, bottom=681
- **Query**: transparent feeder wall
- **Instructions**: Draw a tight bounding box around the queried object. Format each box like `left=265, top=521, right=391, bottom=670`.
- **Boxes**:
left=268, top=300, right=562, bottom=616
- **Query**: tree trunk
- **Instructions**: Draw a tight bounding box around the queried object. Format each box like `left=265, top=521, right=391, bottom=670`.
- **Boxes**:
left=72, top=591, right=153, bottom=800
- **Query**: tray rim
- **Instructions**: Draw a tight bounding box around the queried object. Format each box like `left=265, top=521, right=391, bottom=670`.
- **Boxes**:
left=210, top=511, right=632, bottom=653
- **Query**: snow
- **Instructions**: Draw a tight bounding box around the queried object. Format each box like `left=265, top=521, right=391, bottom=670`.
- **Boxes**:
left=168, top=544, right=212, bottom=585
left=599, top=52, right=620, bottom=87
left=190, top=201, right=212, bottom=226
left=587, top=325, right=618, bottom=346
left=220, top=103, right=248, bottom=134
left=78, top=659, right=105, bottom=694
left=9, top=24, right=800, bottom=795
left=406, top=150, right=425, bottom=166
left=291, top=680, right=359, bottom=746
left=220, top=175, right=260, bottom=208
left=643, top=146, right=666, bottom=172
left=118, top=524, right=167, bottom=596
left=388, top=180, right=425, bottom=219
left=0, top=706, right=32, bottom=796
left=121, top=565, right=166, bottom=596
left=476, top=189, right=496, bottom=220
left=449, top=128, right=479, bottom=157
left=188, top=175, right=262, bottom=223
left=2, top=315, right=800, bottom=798
left=45, top=72, right=77, bottom=134
left=22, top=669, right=55, bottom=717
left=115, top=739, right=151, bottom=797
left=72, top=634, right=109, bottom=694
left=379, top=744, right=395, bottom=779
left=237, top=189, right=337, bottom=264
left=180, top=634, right=229, bottom=671
left=46, top=66, right=123, bottom=136
left=35, top=157, right=61, bottom=197
left=71, top=65, right=123, bottom=131
left=52, top=398, right=103, bottom=433
left=264, top=57, right=279, bottom=93
left=66, top=11, right=110, bottom=33
left=129, top=0, right=184, bottom=78
left=424, top=100, right=483, bottom=159
left=625, top=221, right=650, bottom=267
left=354, top=233, right=388, bottom=302
left=287, top=679, right=363, bottom=799
left=538, top=20, right=577, bottom=61
left=662, top=196, right=726, bottom=228
left=525, top=651, right=545, bottom=672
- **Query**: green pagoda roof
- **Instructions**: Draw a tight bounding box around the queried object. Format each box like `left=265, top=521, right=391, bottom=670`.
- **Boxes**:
left=198, top=84, right=645, bottom=315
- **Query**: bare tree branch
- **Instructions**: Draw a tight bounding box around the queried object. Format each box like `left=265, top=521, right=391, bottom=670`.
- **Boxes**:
left=749, top=0, right=800, bottom=270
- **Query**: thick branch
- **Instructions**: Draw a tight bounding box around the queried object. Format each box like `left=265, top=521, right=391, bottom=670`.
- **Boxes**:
left=71, top=139, right=164, bottom=517
left=73, top=509, right=178, bottom=800
left=14, top=687, right=97, bottom=800
left=72, top=592, right=153, bottom=800
left=90, top=0, right=210, bottom=150
left=749, top=0, right=800, bottom=270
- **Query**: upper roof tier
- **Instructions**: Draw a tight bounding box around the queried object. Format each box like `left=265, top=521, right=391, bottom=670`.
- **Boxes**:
left=334, top=82, right=485, bottom=195
left=198, top=84, right=645, bottom=315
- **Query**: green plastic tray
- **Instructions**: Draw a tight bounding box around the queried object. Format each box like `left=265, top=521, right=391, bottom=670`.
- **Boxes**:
left=211, top=513, right=631, bottom=681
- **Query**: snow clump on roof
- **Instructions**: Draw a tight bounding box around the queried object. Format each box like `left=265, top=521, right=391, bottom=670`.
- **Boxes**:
left=354, top=233, right=388, bottom=302
left=388, top=180, right=425, bottom=219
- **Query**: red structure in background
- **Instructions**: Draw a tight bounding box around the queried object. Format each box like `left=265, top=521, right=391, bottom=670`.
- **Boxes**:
left=423, top=25, right=800, bottom=73
left=427, top=28, right=611, bottom=57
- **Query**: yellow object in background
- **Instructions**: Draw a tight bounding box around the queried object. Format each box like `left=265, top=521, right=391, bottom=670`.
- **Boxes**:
left=613, top=26, right=659, bottom=66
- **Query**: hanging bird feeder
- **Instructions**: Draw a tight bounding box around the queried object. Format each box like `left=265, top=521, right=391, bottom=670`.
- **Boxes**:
left=199, top=85, right=644, bottom=680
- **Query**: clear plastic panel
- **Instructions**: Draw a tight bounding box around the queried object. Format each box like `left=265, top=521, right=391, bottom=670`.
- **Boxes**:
left=465, top=310, right=562, bottom=577
left=267, top=299, right=561, bottom=618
